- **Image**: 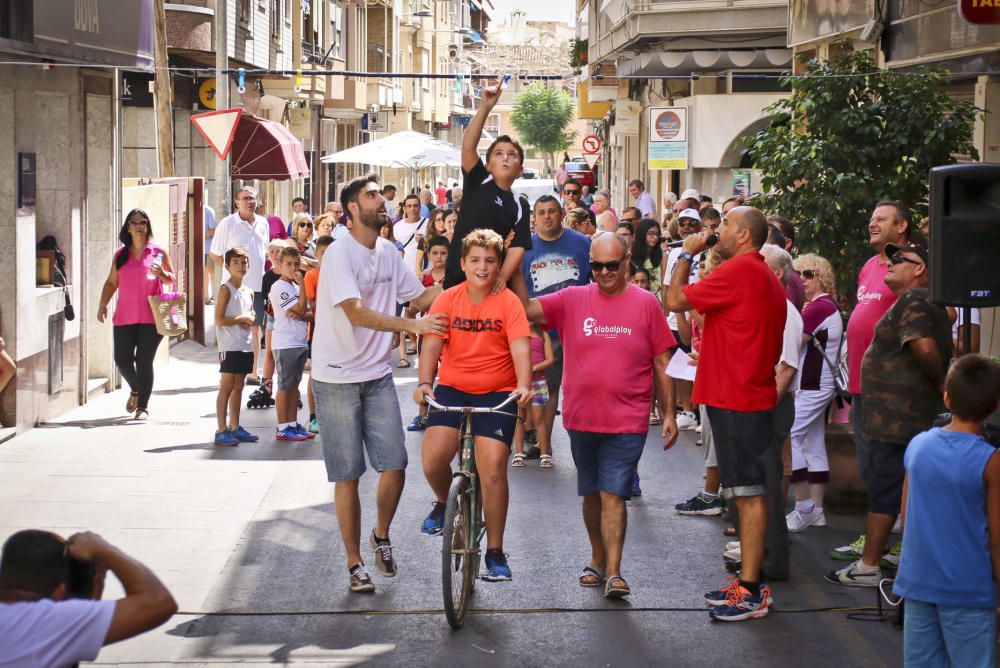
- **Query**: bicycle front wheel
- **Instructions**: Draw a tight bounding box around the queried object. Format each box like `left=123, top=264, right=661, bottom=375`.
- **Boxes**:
left=442, top=474, right=476, bottom=629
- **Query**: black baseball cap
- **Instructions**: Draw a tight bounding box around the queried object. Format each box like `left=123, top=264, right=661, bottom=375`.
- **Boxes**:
left=885, top=240, right=928, bottom=265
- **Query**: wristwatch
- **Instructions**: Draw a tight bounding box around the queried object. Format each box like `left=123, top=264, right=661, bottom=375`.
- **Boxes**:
left=678, top=251, right=694, bottom=263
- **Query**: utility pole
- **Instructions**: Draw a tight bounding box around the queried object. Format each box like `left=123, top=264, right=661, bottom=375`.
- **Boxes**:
left=153, top=0, right=174, bottom=177
left=215, top=0, right=231, bottom=215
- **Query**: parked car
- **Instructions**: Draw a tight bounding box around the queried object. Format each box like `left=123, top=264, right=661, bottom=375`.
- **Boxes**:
left=563, top=161, right=595, bottom=189
left=520, top=168, right=540, bottom=179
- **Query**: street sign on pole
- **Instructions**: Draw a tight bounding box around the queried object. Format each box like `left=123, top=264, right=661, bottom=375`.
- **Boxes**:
left=191, top=108, right=243, bottom=160
left=582, top=134, right=602, bottom=154
left=583, top=153, right=600, bottom=169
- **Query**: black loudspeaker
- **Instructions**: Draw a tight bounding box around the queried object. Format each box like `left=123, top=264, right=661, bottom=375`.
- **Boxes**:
left=929, top=164, right=1000, bottom=307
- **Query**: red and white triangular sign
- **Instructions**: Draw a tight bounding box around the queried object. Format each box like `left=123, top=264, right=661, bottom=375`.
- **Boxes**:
left=583, top=153, right=600, bottom=169
left=191, top=108, right=243, bottom=160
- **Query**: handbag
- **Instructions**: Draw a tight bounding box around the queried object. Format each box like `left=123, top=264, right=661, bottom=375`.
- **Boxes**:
left=808, top=334, right=850, bottom=401
left=55, top=266, right=74, bottom=321
left=148, top=292, right=187, bottom=337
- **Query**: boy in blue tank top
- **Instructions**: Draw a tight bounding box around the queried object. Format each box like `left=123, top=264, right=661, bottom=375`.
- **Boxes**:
left=894, top=354, right=1000, bottom=668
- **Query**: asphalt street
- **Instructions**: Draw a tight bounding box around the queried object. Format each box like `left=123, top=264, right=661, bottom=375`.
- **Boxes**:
left=0, top=339, right=906, bottom=667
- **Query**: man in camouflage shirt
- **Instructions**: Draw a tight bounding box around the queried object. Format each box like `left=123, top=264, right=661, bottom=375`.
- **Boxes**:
left=827, top=237, right=952, bottom=587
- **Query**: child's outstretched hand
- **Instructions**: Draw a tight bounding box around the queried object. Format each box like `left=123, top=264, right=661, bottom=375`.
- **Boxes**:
left=481, top=75, right=503, bottom=108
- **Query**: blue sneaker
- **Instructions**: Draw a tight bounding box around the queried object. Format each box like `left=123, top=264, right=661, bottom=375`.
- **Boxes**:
left=483, top=549, right=512, bottom=581
left=294, top=423, right=316, bottom=440
left=709, top=582, right=771, bottom=621
left=630, top=473, right=642, bottom=497
left=214, top=429, right=239, bottom=446
left=230, top=425, right=259, bottom=443
left=276, top=426, right=307, bottom=441
left=406, top=415, right=427, bottom=432
left=704, top=577, right=774, bottom=607
left=421, top=501, right=446, bottom=536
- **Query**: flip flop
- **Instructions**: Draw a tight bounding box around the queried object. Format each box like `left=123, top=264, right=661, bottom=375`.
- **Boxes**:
left=604, top=575, right=630, bottom=599
left=579, top=565, right=605, bottom=587
left=397, top=358, right=411, bottom=368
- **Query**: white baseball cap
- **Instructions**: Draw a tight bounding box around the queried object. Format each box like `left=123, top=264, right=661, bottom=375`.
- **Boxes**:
left=680, top=188, right=700, bottom=201
left=678, top=208, right=702, bottom=222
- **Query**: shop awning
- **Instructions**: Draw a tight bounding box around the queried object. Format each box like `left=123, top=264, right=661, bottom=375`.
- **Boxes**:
left=618, top=49, right=793, bottom=77
left=230, top=114, right=309, bottom=181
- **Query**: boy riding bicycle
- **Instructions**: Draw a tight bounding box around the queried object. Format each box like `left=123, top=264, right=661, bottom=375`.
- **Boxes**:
left=413, top=229, right=533, bottom=581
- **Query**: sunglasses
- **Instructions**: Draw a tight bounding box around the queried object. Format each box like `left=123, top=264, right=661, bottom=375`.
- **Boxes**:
left=563, top=189, right=581, bottom=195
left=298, top=222, right=313, bottom=229
left=889, top=253, right=923, bottom=266
left=591, top=258, right=625, bottom=273
left=678, top=219, right=699, bottom=228
left=800, top=269, right=817, bottom=280
left=127, top=219, right=149, bottom=226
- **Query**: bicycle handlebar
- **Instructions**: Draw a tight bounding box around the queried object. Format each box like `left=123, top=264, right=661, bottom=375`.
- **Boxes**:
left=424, top=392, right=521, bottom=414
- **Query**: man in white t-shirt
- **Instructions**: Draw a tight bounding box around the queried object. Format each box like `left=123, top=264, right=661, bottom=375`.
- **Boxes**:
left=757, top=243, right=804, bottom=581
left=392, top=194, right=428, bottom=275
left=312, top=175, right=446, bottom=594
left=209, top=186, right=271, bottom=383
left=663, top=207, right=705, bottom=430
left=0, top=530, right=176, bottom=667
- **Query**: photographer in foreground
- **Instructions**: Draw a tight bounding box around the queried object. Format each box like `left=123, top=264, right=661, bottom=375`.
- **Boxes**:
left=0, top=530, right=177, bottom=667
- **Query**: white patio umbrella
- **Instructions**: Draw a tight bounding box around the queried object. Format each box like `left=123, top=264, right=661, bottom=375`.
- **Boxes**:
left=320, top=130, right=462, bottom=171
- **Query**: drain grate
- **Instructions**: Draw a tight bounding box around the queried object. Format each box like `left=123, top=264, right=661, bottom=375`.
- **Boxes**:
left=149, top=421, right=192, bottom=427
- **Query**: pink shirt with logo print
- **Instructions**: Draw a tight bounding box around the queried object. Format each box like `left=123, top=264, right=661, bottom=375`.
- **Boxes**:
left=846, top=255, right=897, bottom=394
left=539, top=283, right=675, bottom=434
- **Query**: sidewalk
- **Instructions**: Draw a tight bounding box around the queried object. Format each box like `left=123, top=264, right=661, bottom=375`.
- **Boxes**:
left=0, top=340, right=904, bottom=666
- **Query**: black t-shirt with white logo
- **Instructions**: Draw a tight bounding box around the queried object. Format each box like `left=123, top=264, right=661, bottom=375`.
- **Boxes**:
left=443, top=160, right=532, bottom=289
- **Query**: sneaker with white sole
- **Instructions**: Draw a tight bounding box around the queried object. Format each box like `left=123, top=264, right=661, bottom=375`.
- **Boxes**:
left=880, top=541, right=901, bottom=569
left=349, top=563, right=375, bottom=593
left=675, top=493, right=724, bottom=516
left=723, top=546, right=741, bottom=562
left=824, top=559, right=880, bottom=587
left=830, top=534, right=866, bottom=561
left=725, top=541, right=741, bottom=552
left=676, top=411, right=698, bottom=431
left=891, top=516, right=903, bottom=534
left=709, top=583, right=771, bottom=621
left=786, top=508, right=827, bottom=532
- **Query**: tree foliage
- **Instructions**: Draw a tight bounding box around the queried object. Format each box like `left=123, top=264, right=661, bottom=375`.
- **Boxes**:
left=510, top=83, right=577, bottom=156
left=743, top=46, right=979, bottom=303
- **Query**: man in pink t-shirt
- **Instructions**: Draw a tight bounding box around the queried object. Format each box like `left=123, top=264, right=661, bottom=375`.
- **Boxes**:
left=526, top=233, right=677, bottom=600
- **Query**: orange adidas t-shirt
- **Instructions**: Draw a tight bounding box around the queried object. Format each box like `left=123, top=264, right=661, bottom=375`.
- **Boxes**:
left=430, top=285, right=530, bottom=394
left=304, top=268, right=320, bottom=339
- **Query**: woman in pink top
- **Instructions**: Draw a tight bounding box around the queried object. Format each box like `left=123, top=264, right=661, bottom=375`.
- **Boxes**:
left=97, top=209, right=176, bottom=419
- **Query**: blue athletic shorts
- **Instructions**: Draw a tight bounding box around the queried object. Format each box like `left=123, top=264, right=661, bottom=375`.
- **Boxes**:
left=425, top=385, right=518, bottom=447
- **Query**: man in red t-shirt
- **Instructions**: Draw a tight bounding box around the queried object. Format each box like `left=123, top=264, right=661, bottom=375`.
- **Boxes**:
left=525, top=233, right=678, bottom=600
left=665, top=206, right=786, bottom=622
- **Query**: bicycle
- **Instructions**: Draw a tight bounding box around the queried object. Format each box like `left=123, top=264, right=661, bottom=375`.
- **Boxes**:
left=423, top=392, right=521, bottom=630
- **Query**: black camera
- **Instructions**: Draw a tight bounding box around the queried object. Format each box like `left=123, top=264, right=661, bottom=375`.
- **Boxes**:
left=65, top=556, right=95, bottom=599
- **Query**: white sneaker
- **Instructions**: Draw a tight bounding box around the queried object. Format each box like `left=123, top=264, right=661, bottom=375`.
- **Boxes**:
left=891, top=516, right=902, bottom=534
left=786, top=508, right=827, bottom=532
left=676, top=411, right=698, bottom=430
left=723, top=546, right=741, bottom=562
left=725, top=541, right=740, bottom=551
left=695, top=423, right=703, bottom=433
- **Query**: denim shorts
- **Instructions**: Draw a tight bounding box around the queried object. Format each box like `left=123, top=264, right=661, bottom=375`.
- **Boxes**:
left=868, top=439, right=906, bottom=515
left=568, top=430, right=646, bottom=498
left=253, top=291, right=267, bottom=326
left=705, top=406, right=774, bottom=498
left=904, top=598, right=996, bottom=668
left=273, top=347, right=308, bottom=390
left=314, top=373, right=408, bottom=482
left=425, top=385, right=518, bottom=446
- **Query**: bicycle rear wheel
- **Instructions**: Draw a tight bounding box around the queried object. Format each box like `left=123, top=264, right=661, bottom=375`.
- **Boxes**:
left=442, top=474, right=476, bottom=629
